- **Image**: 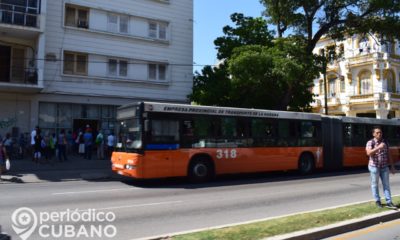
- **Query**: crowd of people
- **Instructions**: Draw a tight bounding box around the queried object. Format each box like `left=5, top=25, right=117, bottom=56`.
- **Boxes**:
left=0, top=125, right=116, bottom=165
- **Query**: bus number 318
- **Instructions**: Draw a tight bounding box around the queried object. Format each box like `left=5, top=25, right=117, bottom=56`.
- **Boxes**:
left=216, top=149, right=237, bottom=159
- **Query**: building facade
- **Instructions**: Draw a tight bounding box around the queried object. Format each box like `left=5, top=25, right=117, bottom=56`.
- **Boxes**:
left=312, top=35, right=400, bottom=119
left=0, top=0, right=193, bottom=138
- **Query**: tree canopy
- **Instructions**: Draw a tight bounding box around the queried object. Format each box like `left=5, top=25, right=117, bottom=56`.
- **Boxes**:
left=190, top=1, right=400, bottom=111
left=260, top=0, right=400, bottom=54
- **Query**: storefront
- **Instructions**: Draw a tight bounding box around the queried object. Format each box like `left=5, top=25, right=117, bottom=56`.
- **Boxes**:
left=38, top=102, right=117, bottom=138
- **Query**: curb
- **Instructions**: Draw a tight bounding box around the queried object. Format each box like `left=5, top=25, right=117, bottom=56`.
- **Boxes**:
left=265, top=210, right=400, bottom=240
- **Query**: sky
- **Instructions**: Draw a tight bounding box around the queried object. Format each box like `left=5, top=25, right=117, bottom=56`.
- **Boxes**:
left=193, top=0, right=265, bottom=73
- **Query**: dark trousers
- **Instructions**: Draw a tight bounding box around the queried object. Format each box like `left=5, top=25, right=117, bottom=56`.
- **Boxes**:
left=85, top=144, right=92, bottom=160
left=58, top=144, right=67, bottom=161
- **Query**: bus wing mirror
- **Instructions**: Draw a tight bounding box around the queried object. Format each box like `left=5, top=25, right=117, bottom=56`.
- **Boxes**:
left=144, top=120, right=149, bottom=132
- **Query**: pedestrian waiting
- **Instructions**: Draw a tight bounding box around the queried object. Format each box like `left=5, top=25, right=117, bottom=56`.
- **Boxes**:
left=96, top=130, right=104, bottom=160
left=366, top=126, right=397, bottom=209
left=0, top=140, right=9, bottom=181
left=58, top=129, right=68, bottom=162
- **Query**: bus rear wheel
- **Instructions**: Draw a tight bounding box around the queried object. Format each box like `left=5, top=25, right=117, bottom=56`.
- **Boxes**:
left=188, top=157, right=214, bottom=182
left=299, top=154, right=314, bottom=175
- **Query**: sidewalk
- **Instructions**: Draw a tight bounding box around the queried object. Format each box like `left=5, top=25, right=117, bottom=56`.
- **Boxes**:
left=0, top=153, right=119, bottom=184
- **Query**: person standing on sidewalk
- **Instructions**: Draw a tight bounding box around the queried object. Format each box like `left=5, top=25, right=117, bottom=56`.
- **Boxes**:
left=366, top=126, right=397, bottom=209
left=96, top=130, right=104, bottom=160
left=58, top=129, right=68, bottom=162
left=83, top=129, right=93, bottom=160
left=33, top=129, right=43, bottom=163
left=107, top=132, right=115, bottom=159
left=31, top=126, right=39, bottom=161
left=0, top=140, right=9, bottom=181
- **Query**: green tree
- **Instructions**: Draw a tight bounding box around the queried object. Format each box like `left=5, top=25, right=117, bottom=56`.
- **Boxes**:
left=228, top=38, right=319, bottom=110
left=189, top=13, right=274, bottom=107
left=260, top=0, right=400, bottom=54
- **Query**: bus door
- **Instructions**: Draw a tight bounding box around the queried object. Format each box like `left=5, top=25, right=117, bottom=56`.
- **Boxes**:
left=322, top=117, right=343, bottom=170
left=144, top=118, right=179, bottom=178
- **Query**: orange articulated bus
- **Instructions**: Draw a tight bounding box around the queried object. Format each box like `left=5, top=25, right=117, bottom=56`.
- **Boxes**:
left=111, top=102, right=400, bottom=182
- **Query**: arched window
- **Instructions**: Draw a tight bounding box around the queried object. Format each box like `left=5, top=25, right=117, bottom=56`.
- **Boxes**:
left=386, top=70, right=395, bottom=92
left=359, top=71, right=372, bottom=94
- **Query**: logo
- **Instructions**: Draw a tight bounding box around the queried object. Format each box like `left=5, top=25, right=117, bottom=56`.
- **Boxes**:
left=11, top=207, right=38, bottom=240
left=11, top=207, right=117, bottom=239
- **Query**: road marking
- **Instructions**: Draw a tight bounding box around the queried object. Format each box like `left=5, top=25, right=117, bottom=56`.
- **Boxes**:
left=93, top=200, right=183, bottom=211
left=329, top=219, right=400, bottom=240
left=51, top=188, right=139, bottom=195
left=133, top=194, right=400, bottom=240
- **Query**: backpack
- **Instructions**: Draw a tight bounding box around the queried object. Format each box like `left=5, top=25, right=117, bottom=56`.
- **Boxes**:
left=96, top=134, right=103, bottom=145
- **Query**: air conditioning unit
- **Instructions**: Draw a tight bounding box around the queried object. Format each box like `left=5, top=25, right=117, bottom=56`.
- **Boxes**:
left=77, top=20, right=88, bottom=28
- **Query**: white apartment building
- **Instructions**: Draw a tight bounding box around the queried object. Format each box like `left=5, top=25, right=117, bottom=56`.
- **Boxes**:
left=312, top=35, right=400, bottom=119
left=0, top=0, right=193, bottom=138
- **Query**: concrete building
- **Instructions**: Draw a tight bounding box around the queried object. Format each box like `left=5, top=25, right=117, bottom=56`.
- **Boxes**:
left=0, top=0, right=193, bottom=138
left=312, top=35, right=400, bottom=119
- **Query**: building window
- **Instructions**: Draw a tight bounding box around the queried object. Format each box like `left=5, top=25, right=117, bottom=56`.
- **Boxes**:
left=108, top=59, right=128, bottom=77
left=328, top=76, right=337, bottom=97
left=148, top=21, right=168, bottom=40
left=359, top=71, right=372, bottom=94
left=107, top=14, right=129, bottom=34
left=63, top=51, right=88, bottom=75
left=319, top=80, right=324, bottom=95
left=340, top=76, right=345, bottom=93
left=359, top=37, right=370, bottom=54
left=65, top=4, right=89, bottom=28
left=148, top=63, right=167, bottom=80
left=386, top=70, right=395, bottom=93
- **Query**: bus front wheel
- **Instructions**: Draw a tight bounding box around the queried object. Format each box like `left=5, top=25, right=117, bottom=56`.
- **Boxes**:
left=299, top=153, right=315, bottom=175
left=188, top=157, right=214, bottom=182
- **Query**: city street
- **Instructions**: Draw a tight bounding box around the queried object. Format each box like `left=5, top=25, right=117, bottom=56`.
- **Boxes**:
left=1, top=169, right=400, bottom=239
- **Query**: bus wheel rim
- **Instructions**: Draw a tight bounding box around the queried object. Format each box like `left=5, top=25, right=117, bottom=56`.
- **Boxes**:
left=194, top=164, right=207, bottom=177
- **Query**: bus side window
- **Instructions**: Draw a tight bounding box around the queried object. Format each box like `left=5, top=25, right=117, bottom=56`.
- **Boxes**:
left=181, top=119, right=195, bottom=148
left=343, top=123, right=352, bottom=146
left=150, top=119, right=179, bottom=143
left=353, top=124, right=366, bottom=146
left=299, top=121, right=317, bottom=146
left=278, top=120, right=295, bottom=146
left=192, top=116, right=214, bottom=148
left=250, top=119, right=276, bottom=147
left=217, top=117, right=237, bottom=147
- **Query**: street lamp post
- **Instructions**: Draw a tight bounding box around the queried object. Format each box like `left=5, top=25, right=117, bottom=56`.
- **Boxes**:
left=323, top=58, right=328, bottom=115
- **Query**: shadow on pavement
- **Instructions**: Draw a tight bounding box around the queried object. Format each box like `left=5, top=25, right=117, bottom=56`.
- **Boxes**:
left=0, top=154, right=112, bottom=183
left=118, top=167, right=369, bottom=189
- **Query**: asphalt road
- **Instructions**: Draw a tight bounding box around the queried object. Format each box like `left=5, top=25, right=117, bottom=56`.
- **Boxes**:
left=1, top=170, right=400, bottom=240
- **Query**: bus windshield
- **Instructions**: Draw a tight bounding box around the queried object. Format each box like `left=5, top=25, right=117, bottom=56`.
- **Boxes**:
left=118, top=118, right=142, bottom=151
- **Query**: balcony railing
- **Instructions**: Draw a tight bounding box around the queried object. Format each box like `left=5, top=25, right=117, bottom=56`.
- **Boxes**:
left=0, top=67, right=38, bottom=85
left=0, top=2, right=40, bottom=28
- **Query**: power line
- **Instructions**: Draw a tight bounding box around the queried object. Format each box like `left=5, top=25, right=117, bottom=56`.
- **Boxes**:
left=0, top=57, right=218, bottom=67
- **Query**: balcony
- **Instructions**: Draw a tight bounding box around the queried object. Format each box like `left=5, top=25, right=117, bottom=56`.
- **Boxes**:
left=0, top=67, right=42, bottom=92
left=0, top=2, right=40, bottom=28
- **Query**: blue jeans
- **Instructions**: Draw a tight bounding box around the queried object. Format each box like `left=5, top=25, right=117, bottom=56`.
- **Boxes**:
left=368, top=165, right=392, bottom=203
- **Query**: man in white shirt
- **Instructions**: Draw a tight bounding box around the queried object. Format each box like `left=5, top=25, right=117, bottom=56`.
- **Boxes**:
left=107, top=133, right=115, bottom=158
left=31, top=126, right=39, bottom=161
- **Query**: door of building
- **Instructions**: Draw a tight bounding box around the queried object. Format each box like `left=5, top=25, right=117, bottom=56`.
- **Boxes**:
left=0, top=45, right=11, bottom=82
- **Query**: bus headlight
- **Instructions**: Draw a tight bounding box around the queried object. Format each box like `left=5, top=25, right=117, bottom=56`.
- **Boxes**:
left=125, top=164, right=136, bottom=170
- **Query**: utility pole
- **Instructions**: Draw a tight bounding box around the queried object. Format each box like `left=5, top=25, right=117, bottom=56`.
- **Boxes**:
left=323, top=58, right=328, bottom=115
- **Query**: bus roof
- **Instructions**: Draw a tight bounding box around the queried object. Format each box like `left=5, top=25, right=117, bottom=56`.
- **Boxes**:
left=118, top=101, right=322, bottom=120
left=341, top=116, right=400, bottom=126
